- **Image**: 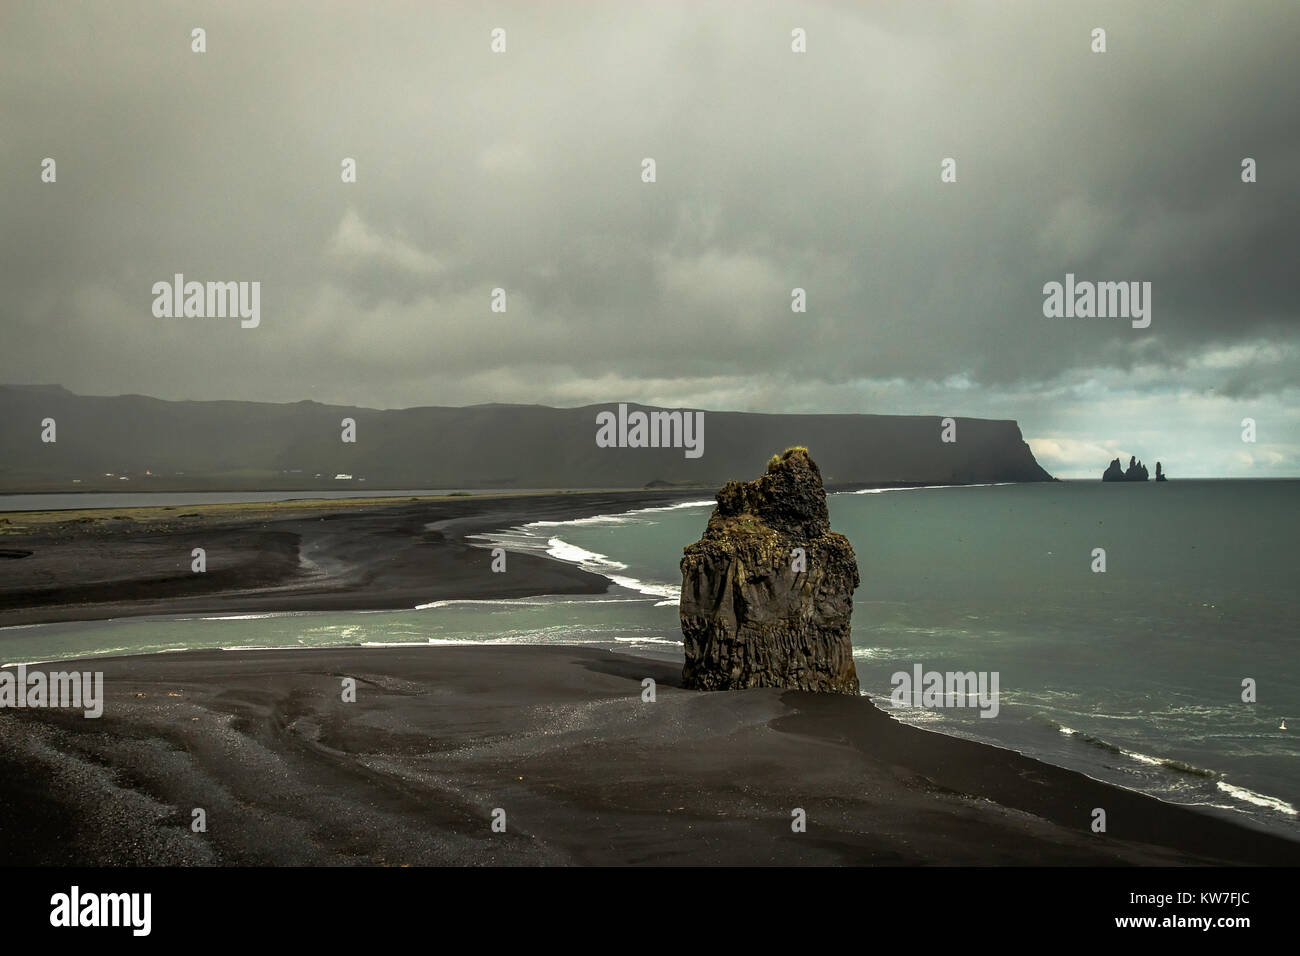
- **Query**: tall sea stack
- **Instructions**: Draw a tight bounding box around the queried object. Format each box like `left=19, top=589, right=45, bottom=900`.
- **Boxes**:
left=679, top=447, right=860, bottom=694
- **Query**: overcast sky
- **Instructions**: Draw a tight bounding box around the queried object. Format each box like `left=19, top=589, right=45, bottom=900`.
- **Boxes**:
left=3, top=1, right=1297, bottom=477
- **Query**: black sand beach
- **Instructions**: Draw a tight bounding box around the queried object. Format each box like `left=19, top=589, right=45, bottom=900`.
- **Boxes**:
left=3, top=491, right=1297, bottom=867
left=2, top=644, right=1297, bottom=866
left=0, top=490, right=697, bottom=628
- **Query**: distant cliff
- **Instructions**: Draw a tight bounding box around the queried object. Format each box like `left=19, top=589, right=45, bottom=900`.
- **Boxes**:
left=0, top=385, right=1054, bottom=492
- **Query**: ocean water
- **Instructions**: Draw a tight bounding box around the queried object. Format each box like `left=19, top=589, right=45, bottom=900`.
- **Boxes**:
left=481, top=480, right=1300, bottom=838
left=3, top=481, right=1297, bottom=838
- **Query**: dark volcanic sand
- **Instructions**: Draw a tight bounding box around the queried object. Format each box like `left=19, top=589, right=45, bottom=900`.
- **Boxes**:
left=1, top=645, right=1296, bottom=866
left=3, top=490, right=1296, bottom=866
left=0, top=491, right=696, bottom=628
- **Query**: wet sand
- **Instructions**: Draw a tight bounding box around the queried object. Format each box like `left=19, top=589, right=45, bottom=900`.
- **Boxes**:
left=0, top=490, right=698, bottom=628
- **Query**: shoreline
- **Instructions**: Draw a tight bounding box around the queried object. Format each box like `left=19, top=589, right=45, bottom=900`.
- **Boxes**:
left=7, top=623, right=1295, bottom=843
left=0, top=484, right=959, bottom=628
left=1, top=643, right=1296, bottom=866
left=0, top=489, right=704, bottom=629
left=4, top=485, right=1297, bottom=863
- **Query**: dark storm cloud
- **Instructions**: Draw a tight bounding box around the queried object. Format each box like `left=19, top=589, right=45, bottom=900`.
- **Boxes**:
left=1, top=0, right=1296, bottom=475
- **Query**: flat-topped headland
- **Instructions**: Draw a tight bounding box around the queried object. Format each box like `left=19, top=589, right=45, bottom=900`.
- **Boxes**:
left=0, top=384, right=1052, bottom=492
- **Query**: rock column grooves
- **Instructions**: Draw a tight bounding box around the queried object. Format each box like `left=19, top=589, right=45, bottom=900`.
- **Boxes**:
left=679, top=447, right=860, bottom=694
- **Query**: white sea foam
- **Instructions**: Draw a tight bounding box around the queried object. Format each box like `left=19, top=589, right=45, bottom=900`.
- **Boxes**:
left=1215, top=780, right=1298, bottom=816
left=414, top=597, right=644, bottom=610
left=199, top=612, right=301, bottom=621
left=605, top=575, right=679, bottom=601
left=525, top=499, right=714, bottom=527
left=1124, top=749, right=1163, bottom=766
left=525, top=514, right=636, bottom=528
left=360, top=639, right=478, bottom=647
left=544, top=537, right=627, bottom=570
left=464, top=499, right=710, bottom=604
left=359, top=636, right=615, bottom=648
left=531, top=536, right=681, bottom=601
left=846, top=482, right=1014, bottom=495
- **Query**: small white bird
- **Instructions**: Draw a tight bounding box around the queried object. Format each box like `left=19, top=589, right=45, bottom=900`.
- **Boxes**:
left=1281, top=719, right=1288, bottom=731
